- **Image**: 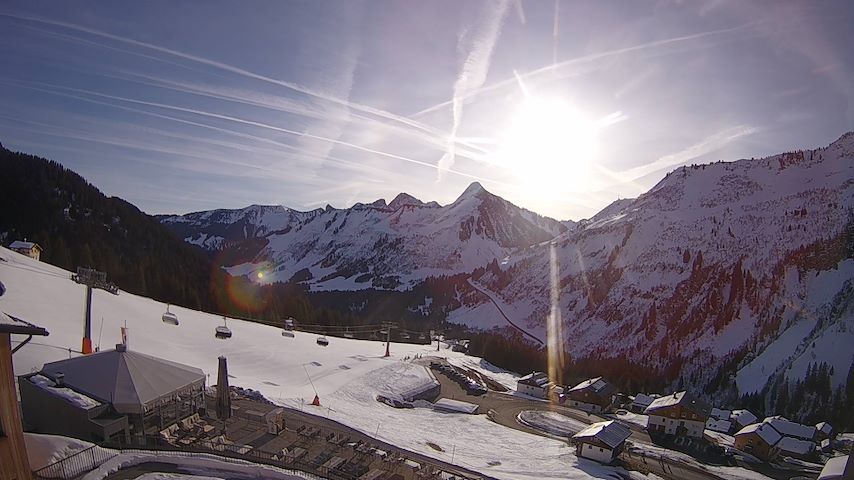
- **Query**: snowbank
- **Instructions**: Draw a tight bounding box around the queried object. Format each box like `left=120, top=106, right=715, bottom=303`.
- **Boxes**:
left=24, top=433, right=99, bottom=471
left=80, top=451, right=310, bottom=480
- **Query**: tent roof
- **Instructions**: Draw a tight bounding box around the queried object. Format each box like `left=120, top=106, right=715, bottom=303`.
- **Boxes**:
left=41, top=346, right=204, bottom=414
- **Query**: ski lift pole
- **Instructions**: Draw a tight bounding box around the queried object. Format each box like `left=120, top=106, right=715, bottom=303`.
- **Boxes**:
left=72, top=267, right=117, bottom=354
left=382, top=322, right=395, bottom=357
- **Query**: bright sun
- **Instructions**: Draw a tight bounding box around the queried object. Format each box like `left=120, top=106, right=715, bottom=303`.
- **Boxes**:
left=496, top=96, right=598, bottom=192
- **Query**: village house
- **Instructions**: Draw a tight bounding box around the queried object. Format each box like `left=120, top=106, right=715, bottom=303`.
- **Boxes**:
left=815, top=422, right=834, bottom=442
left=762, top=416, right=816, bottom=441
left=774, top=436, right=816, bottom=461
left=627, top=393, right=658, bottom=414
left=572, top=420, right=632, bottom=465
left=9, top=240, right=42, bottom=261
left=734, top=422, right=782, bottom=461
left=644, top=391, right=710, bottom=439
left=516, top=371, right=553, bottom=399
left=710, top=407, right=731, bottom=421
left=565, top=377, right=617, bottom=413
left=730, top=409, right=758, bottom=430
left=817, top=454, right=852, bottom=480
left=705, top=417, right=732, bottom=434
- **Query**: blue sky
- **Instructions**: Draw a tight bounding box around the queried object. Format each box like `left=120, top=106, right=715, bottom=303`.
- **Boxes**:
left=1, top=1, right=852, bottom=220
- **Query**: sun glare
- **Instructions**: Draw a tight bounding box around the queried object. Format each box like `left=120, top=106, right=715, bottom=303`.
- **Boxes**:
left=496, top=96, right=599, bottom=192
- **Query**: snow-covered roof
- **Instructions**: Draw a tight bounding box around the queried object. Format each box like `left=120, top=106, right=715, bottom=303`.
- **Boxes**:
left=818, top=455, right=849, bottom=480
left=573, top=421, right=631, bottom=449
left=644, top=391, right=709, bottom=416
left=0, top=311, right=49, bottom=336
left=9, top=240, right=39, bottom=250
left=705, top=419, right=732, bottom=433
left=710, top=408, right=731, bottom=420
left=776, top=436, right=815, bottom=456
left=630, top=393, right=657, bottom=408
left=41, top=346, right=205, bottom=414
left=29, top=374, right=101, bottom=410
left=433, top=398, right=478, bottom=414
left=763, top=416, right=816, bottom=440
left=518, top=371, right=551, bottom=388
left=567, top=376, right=612, bottom=394
left=816, top=422, right=833, bottom=434
left=730, top=409, right=757, bottom=425
left=735, top=422, right=781, bottom=446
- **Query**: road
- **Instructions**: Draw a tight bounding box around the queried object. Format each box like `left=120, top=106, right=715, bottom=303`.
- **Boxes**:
left=466, top=280, right=543, bottom=345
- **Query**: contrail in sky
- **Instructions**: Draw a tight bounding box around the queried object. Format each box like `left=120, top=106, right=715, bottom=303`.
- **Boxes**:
left=415, top=21, right=760, bottom=117
left=0, top=78, right=505, bottom=185
left=437, top=0, right=511, bottom=180
left=0, top=11, right=486, bottom=158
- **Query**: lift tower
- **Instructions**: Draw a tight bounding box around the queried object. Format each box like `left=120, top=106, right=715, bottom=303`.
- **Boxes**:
left=72, top=267, right=118, bottom=354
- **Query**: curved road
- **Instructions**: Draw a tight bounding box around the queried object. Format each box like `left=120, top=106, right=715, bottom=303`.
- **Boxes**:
left=467, top=280, right=544, bottom=345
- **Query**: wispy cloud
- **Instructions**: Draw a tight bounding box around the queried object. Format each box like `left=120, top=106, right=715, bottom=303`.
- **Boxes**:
left=437, top=0, right=510, bottom=180
left=0, top=78, right=505, bottom=185
left=415, top=21, right=761, bottom=117
left=0, top=11, right=484, bottom=157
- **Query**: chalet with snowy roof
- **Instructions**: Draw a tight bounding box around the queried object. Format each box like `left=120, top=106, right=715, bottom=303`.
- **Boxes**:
left=1, top=312, right=49, bottom=480
left=628, top=393, right=658, bottom=414
left=572, top=420, right=632, bottom=464
left=815, top=422, right=834, bottom=442
left=774, top=436, right=816, bottom=461
left=762, top=416, right=816, bottom=441
left=730, top=409, right=758, bottom=430
left=734, top=422, right=782, bottom=461
left=19, top=344, right=205, bottom=443
left=710, top=408, right=731, bottom=421
left=9, top=241, right=42, bottom=261
left=644, top=391, right=710, bottom=439
left=565, top=377, right=617, bottom=412
left=516, top=371, right=552, bottom=399
left=818, top=454, right=852, bottom=480
left=705, top=418, right=732, bottom=434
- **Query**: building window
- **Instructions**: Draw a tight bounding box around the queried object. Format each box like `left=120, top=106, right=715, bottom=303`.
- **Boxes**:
left=599, top=448, right=604, bottom=452
left=588, top=445, right=592, bottom=449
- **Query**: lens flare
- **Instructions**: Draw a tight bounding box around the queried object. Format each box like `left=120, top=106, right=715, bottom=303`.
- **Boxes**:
left=547, top=241, right=565, bottom=400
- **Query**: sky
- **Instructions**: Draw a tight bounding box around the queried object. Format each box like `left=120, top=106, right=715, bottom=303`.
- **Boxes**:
left=1, top=0, right=853, bottom=221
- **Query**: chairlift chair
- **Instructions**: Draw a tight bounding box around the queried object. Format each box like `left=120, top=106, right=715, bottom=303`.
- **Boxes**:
left=215, top=316, right=232, bottom=339
left=400, top=332, right=411, bottom=340
left=316, top=336, right=329, bottom=346
left=162, top=304, right=179, bottom=325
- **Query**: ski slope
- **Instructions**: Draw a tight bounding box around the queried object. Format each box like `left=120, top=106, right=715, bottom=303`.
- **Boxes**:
left=0, top=247, right=654, bottom=480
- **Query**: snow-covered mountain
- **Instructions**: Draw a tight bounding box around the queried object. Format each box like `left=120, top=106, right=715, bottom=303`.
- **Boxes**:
left=161, top=132, right=853, bottom=402
left=458, top=132, right=853, bottom=399
left=160, top=182, right=567, bottom=290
